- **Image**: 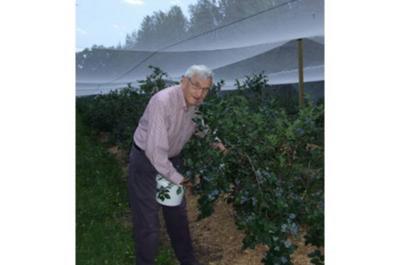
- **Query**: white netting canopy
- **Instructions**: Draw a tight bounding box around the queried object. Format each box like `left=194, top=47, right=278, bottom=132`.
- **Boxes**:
left=76, top=0, right=324, bottom=96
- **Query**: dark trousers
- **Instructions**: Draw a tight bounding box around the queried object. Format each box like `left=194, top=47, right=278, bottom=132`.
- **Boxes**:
left=128, top=145, right=196, bottom=265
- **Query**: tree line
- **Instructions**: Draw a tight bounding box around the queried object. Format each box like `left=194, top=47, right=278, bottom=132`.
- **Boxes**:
left=89, top=0, right=275, bottom=51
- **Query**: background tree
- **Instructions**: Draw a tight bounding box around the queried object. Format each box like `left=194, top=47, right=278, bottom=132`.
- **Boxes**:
left=218, top=0, right=274, bottom=25
left=122, top=0, right=276, bottom=50
left=133, top=6, right=188, bottom=50
left=124, top=32, right=137, bottom=49
left=135, top=15, right=156, bottom=49
left=165, top=6, right=189, bottom=43
left=188, top=0, right=222, bottom=36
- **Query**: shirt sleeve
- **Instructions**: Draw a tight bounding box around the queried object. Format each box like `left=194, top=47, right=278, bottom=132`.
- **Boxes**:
left=144, top=96, right=184, bottom=185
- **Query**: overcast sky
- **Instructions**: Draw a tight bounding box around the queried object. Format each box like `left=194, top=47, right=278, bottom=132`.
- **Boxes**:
left=76, top=0, right=198, bottom=51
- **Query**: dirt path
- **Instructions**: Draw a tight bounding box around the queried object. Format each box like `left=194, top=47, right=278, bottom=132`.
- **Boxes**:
left=172, top=191, right=316, bottom=265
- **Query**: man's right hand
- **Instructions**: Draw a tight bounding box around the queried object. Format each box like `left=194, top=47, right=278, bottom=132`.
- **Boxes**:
left=180, top=177, right=193, bottom=190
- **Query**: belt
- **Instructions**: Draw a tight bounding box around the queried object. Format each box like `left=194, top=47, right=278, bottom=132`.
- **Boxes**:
left=133, top=141, right=181, bottom=160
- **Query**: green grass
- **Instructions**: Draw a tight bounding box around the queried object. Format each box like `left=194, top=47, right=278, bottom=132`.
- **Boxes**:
left=76, top=112, right=177, bottom=265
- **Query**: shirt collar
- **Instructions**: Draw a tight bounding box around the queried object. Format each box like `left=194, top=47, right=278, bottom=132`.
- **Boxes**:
left=177, top=84, right=189, bottom=112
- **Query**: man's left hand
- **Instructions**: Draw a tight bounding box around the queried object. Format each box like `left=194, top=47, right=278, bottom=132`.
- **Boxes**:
left=212, top=142, right=228, bottom=154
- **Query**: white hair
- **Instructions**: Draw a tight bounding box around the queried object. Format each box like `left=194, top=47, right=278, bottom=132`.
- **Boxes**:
left=184, top=65, right=213, bottom=80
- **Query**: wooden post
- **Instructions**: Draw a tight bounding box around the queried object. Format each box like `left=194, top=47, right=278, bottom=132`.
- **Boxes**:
left=297, top=38, right=304, bottom=107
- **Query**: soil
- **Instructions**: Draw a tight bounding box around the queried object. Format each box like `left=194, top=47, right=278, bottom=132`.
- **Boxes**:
left=108, top=145, right=320, bottom=265
left=161, top=192, right=318, bottom=265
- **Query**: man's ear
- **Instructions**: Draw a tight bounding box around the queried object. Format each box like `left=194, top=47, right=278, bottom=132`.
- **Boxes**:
left=181, top=75, right=187, bottom=85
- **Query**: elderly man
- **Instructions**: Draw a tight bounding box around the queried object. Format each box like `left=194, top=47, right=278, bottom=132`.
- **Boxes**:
left=128, top=65, right=218, bottom=265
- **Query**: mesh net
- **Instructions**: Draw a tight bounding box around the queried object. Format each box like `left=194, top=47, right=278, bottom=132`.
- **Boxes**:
left=76, top=0, right=324, bottom=96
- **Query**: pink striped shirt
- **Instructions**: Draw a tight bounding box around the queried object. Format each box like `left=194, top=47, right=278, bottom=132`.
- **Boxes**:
left=133, top=85, right=196, bottom=185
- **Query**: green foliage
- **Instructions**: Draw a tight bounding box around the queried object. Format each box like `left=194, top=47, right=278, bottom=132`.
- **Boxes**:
left=137, top=66, right=174, bottom=95
left=183, top=73, right=324, bottom=264
left=77, top=67, right=324, bottom=265
left=76, top=66, right=173, bottom=153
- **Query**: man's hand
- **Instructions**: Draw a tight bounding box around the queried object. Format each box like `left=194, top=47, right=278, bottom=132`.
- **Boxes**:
left=180, top=177, right=193, bottom=190
left=212, top=142, right=229, bottom=155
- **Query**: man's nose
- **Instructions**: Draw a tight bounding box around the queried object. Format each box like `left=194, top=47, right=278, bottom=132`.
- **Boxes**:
left=195, top=89, right=203, bottom=97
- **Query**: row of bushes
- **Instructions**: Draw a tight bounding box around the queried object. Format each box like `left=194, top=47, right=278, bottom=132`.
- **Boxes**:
left=76, top=67, right=324, bottom=265
left=185, top=76, right=324, bottom=265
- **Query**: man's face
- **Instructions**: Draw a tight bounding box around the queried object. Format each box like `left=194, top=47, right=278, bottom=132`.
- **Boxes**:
left=181, top=75, right=212, bottom=107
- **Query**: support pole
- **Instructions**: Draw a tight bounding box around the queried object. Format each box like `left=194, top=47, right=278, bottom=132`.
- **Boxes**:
left=297, top=38, right=304, bottom=108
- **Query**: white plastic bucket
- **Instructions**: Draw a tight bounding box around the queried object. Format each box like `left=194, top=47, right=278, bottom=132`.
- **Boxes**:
left=156, top=174, right=184, bottom=206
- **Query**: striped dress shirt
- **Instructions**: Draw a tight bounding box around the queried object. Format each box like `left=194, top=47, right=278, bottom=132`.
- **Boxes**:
left=133, top=85, right=197, bottom=185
